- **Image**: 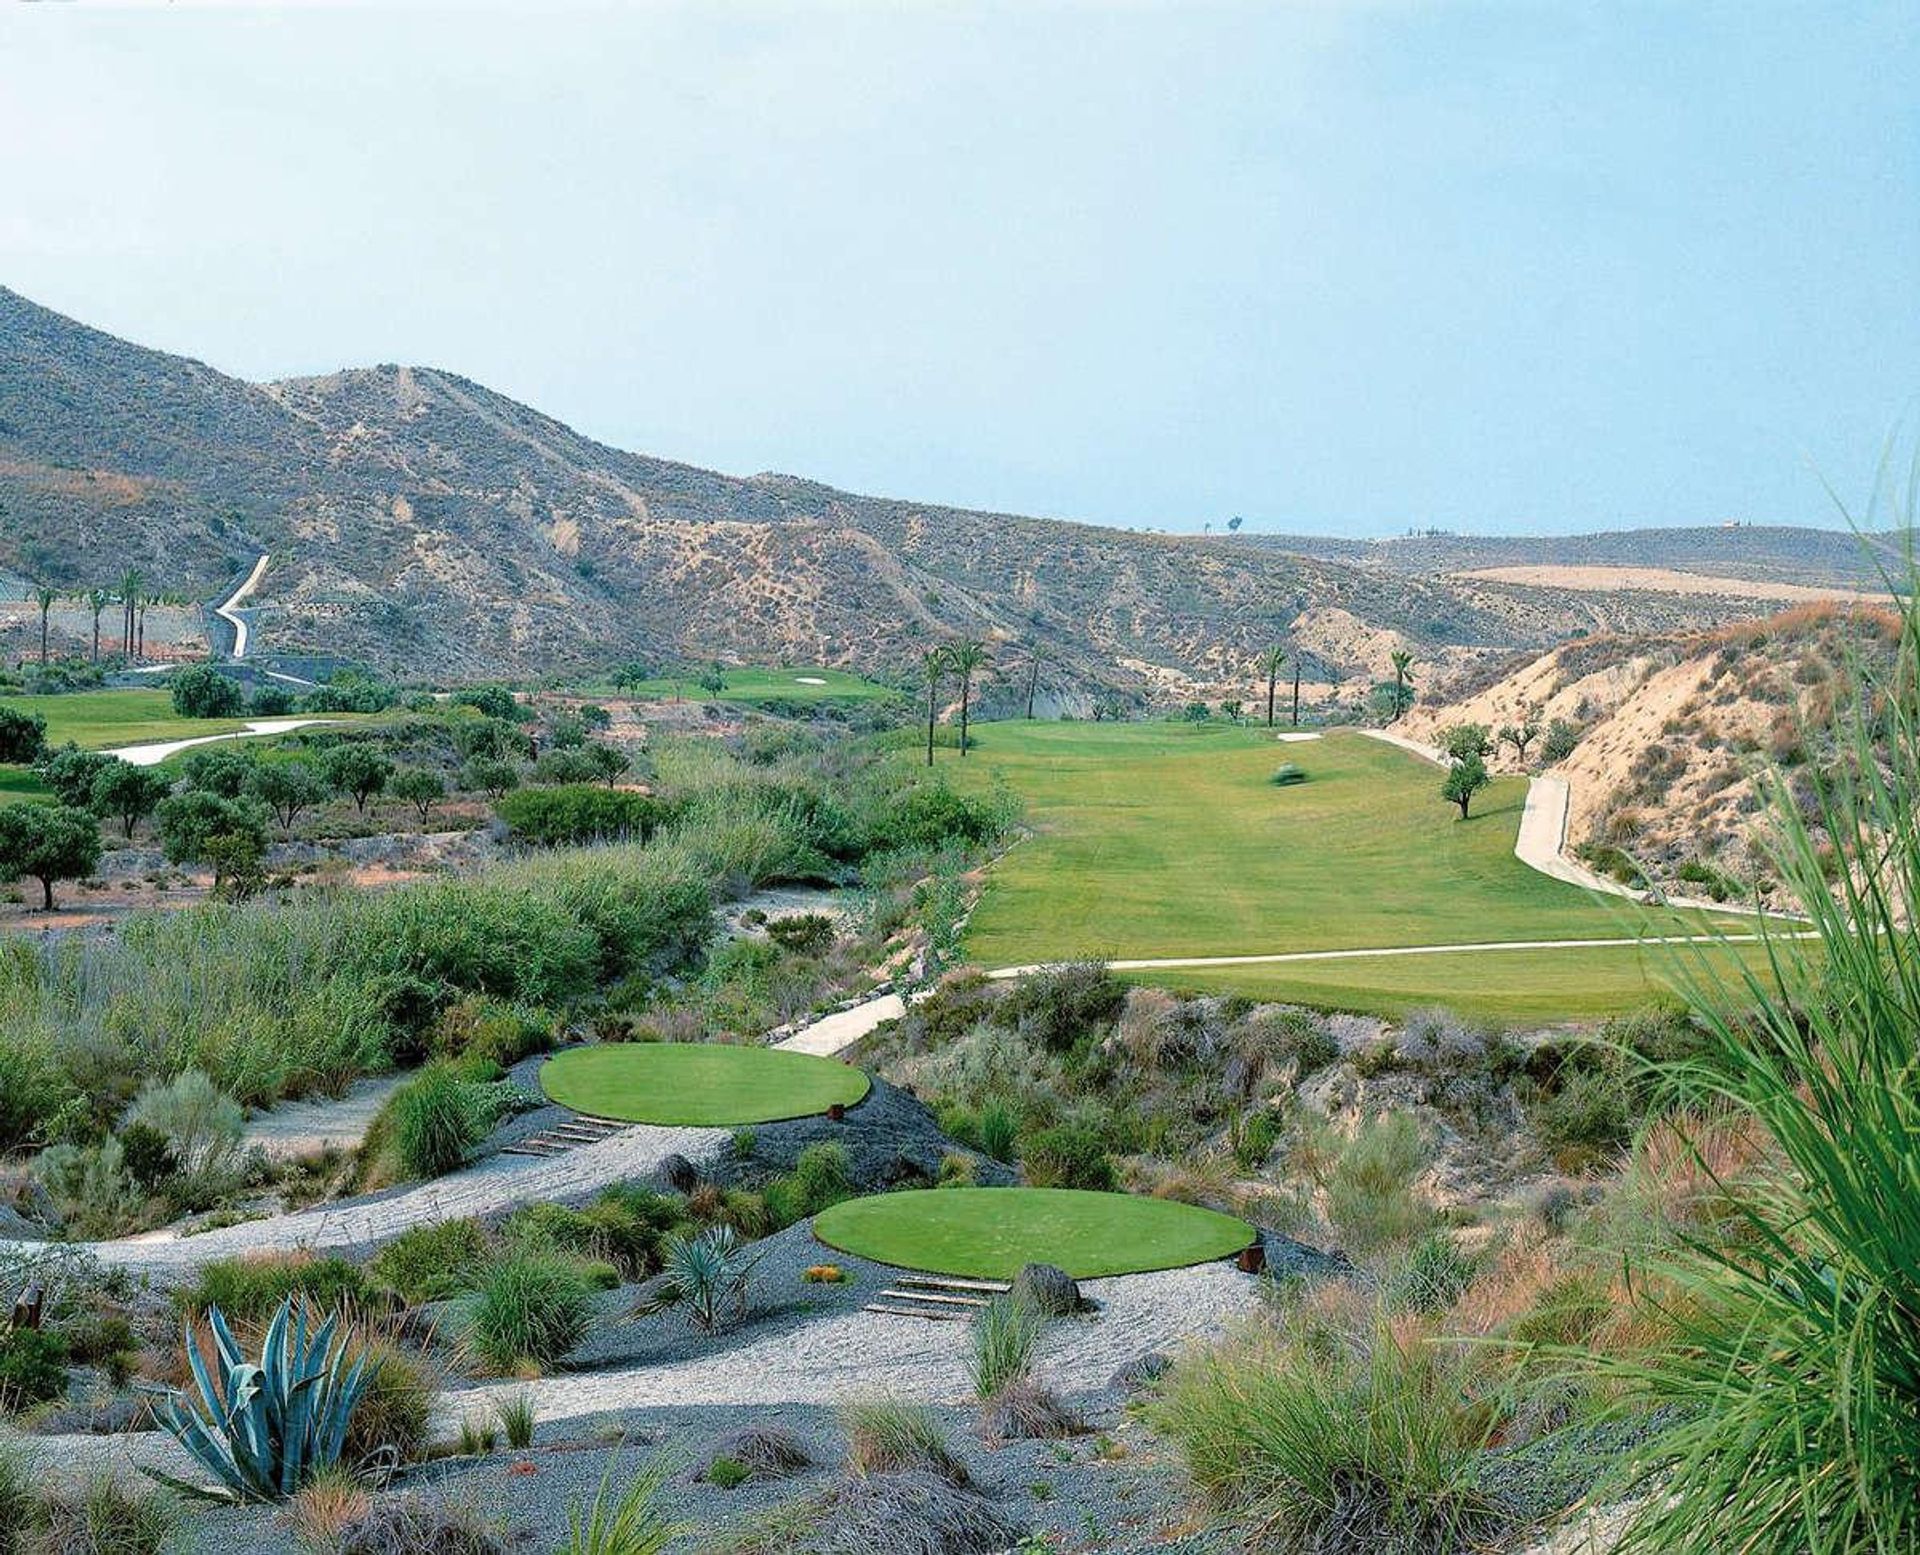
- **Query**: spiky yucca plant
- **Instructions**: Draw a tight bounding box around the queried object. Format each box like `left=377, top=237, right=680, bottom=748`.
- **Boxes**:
left=1599, top=564, right=1920, bottom=1553
left=154, top=1297, right=371, bottom=1503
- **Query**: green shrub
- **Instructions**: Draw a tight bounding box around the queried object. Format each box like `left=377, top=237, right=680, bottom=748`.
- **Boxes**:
left=126, top=1068, right=246, bottom=1190
left=968, top=1297, right=1043, bottom=1399
left=0, top=1033, right=72, bottom=1153
left=384, top=1064, right=488, bottom=1181
left=497, top=786, right=663, bottom=846
left=497, top=1392, right=537, bottom=1450
left=707, top=1455, right=750, bottom=1491
left=178, top=1253, right=370, bottom=1322
left=344, top=1341, right=436, bottom=1466
left=1019, top=1124, right=1115, bottom=1191
left=764, top=913, right=835, bottom=956
left=976, top=1102, right=1017, bottom=1163
left=1000, top=961, right=1127, bottom=1052
left=1325, top=1115, right=1433, bottom=1252
left=1386, top=1232, right=1480, bottom=1315
left=33, top=1474, right=178, bottom=1555
left=369, top=1219, right=493, bottom=1304
left=1153, top=1319, right=1507, bottom=1551
left=838, top=1398, right=969, bottom=1485
left=170, top=664, right=245, bottom=719
left=764, top=1142, right=854, bottom=1227
left=459, top=1254, right=597, bottom=1373
left=434, top=996, right=553, bottom=1066
left=116, top=1122, right=178, bottom=1192
left=0, top=1326, right=69, bottom=1413
left=503, top=1190, right=678, bottom=1282
left=1590, top=583, right=1920, bottom=1555
left=1270, top=763, right=1307, bottom=786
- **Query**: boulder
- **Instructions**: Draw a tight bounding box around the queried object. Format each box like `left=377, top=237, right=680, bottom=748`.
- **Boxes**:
left=1011, top=1262, right=1081, bottom=1317
left=1108, top=1351, right=1172, bottom=1392
left=656, top=1153, right=701, bottom=1194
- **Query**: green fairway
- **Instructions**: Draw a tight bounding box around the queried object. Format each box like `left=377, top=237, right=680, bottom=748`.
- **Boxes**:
left=1128, top=937, right=1797, bottom=1021
left=812, top=1187, right=1255, bottom=1279
left=539, top=1042, right=871, bottom=1125
left=619, top=667, right=898, bottom=705
left=0, top=767, right=47, bottom=805
left=948, top=722, right=1756, bottom=1018
left=0, top=689, right=260, bottom=750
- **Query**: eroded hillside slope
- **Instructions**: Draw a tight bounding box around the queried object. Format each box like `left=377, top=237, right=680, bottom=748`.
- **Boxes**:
left=1403, top=602, right=1906, bottom=907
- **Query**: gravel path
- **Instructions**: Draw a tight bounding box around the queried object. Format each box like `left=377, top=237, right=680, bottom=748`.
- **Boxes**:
left=105, top=717, right=339, bottom=767
left=242, top=1074, right=407, bottom=1159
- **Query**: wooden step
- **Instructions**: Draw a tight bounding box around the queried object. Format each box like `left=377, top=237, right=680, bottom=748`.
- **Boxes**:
left=864, top=1301, right=967, bottom=1322
left=896, top=1275, right=1012, bottom=1294
left=502, top=1142, right=565, bottom=1158
left=878, top=1288, right=989, bottom=1308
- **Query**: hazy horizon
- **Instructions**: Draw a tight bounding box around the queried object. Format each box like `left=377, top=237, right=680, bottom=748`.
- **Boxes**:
left=2, top=2, right=1915, bottom=539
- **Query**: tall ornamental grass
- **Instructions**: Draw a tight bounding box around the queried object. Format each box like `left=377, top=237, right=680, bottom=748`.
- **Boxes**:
left=1598, top=564, right=1920, bottom=1553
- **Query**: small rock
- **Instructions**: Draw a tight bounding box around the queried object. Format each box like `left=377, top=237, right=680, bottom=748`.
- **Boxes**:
left=1011, top=1262, right=1081, bottom=1317
left=657, top=1153, right=701, bottom=1194
left=1108, top=1351, right=1172, bottom=1392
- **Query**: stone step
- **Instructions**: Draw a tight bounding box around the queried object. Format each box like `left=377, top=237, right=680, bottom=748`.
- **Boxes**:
left=877, top=1288, right=989, bottom=1309
left=895, top=1274, right=1013, bottom=1294
left=863, top=1301, right=967, bottom=1322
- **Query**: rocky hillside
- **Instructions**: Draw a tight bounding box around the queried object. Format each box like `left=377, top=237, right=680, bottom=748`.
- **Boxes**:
left=0, top=286, right=1843, bottom=693
left=1402, top=602, right=1906, bottom=907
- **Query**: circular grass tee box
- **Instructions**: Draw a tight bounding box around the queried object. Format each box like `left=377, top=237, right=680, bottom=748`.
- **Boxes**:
left=539, top=1043, right=871, bottom=1127
left=812, top=1187, right=1255, bottom=1281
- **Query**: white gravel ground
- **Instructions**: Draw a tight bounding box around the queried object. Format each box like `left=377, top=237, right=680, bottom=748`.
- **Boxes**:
left=444, top=1260, right=1255, bottom=1428
left=241, top=1074, right=407, bottom=1159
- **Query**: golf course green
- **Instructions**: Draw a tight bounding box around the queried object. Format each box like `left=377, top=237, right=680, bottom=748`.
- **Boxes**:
left=946, top=721, right=1758, bottom=1018
left=812, top=1186, right=1255, bottom=1279
left=539, top=1042, right=871, bottom=1125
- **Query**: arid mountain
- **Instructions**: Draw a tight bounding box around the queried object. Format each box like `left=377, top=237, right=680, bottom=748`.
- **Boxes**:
left=0, top=286, right=1882, bottom=693
left=1401, top=602, right=1906, bottom=908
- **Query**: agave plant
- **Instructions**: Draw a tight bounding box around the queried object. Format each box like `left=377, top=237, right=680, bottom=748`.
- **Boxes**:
left=633, top=1226, right=760, bottom=1332
left=152, top=1296, right=371, bottom=1503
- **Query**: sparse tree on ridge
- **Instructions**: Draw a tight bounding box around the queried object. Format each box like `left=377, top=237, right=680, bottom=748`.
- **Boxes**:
left=1257, top=644, right=1288, bottom=728
left=920, top=648, right=945, bottom=768
left=1388, top=649, right=1416, bottom=724
left=32, top=585, right=56, bottom=665
left=944, top=639, right=990, bottom=757
left=1499, top=711, right=1543, bottom=765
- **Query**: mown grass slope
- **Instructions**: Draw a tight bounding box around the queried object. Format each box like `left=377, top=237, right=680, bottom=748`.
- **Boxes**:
left=951, top=722, right=1756, bottom=1017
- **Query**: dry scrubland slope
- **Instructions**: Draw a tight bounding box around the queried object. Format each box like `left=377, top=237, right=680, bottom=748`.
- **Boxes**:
left=0, top=286, right=1866, bottom=691
left=1403, top=601, right=1908, bottom=909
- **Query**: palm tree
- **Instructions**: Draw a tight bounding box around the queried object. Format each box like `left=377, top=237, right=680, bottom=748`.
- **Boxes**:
left=1022, top=640, right=1045, bottom=721
left=920, top=648, right=945, bottom=768
left=32, top=586, right=56, bottom=664
left=1388, top=649, right=1415, bottom=723
left=86, top=588, right=108, bottom=662
left=944, top=639, right=991, bottom=757
left=1291, top=657, right=1303, bottom=727
left=118, top=568, right=143, bottom=658
left=1257, top=643, right=1288, bottom=728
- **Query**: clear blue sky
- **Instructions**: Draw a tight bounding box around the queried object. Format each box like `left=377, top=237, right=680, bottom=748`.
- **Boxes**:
left=1, top=2, right=1914, bottom=536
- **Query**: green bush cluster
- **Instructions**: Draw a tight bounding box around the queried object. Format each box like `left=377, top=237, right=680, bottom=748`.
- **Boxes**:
left=496, top=785, right=667, bottom=846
